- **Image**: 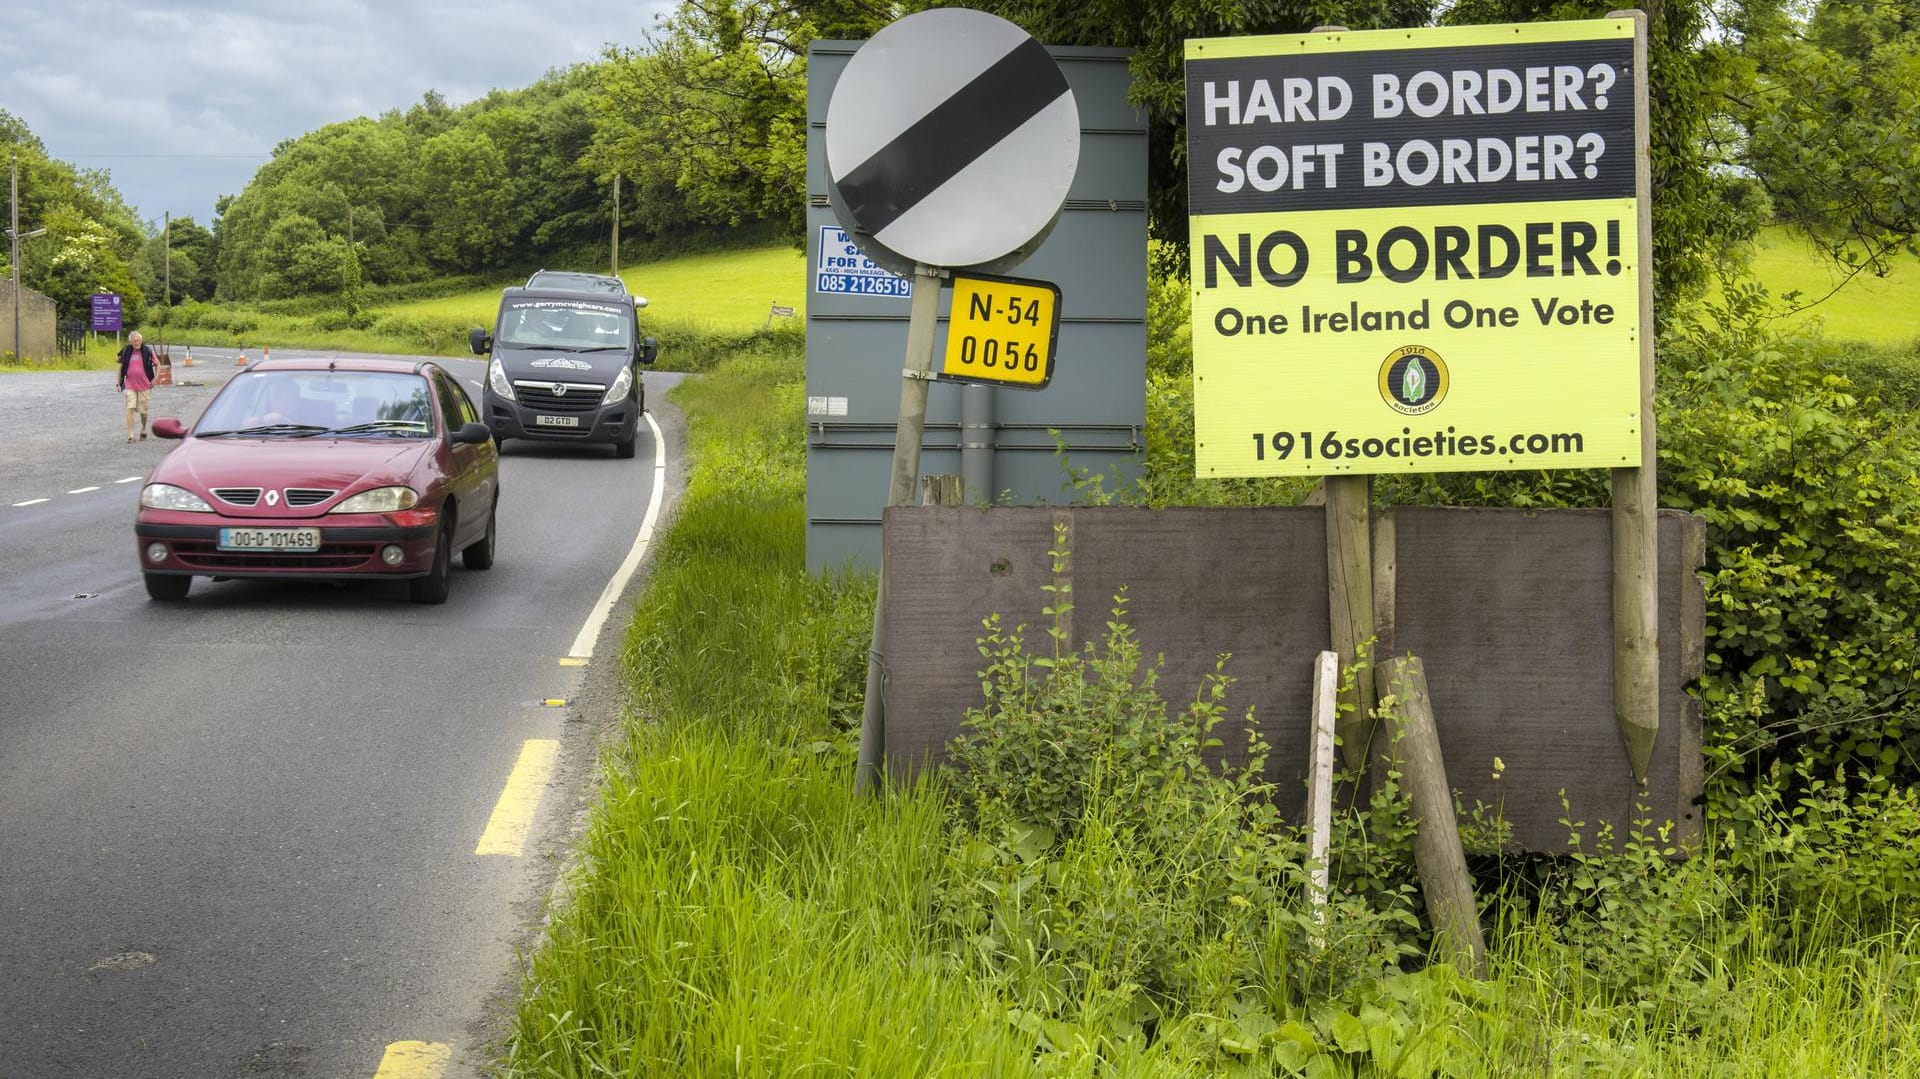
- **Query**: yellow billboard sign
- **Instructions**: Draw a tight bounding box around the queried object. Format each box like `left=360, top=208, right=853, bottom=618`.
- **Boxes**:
left=1185, top=19, right=1646, bottom=476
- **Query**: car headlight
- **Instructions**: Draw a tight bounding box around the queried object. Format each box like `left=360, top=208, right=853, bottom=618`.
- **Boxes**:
left=139, top=483, right=213, bottom=512
left=604, top=364, right=633, bottom=403
left=330, top=486, right=419, bottom=514
left=488, top=358, right=516, bottom=401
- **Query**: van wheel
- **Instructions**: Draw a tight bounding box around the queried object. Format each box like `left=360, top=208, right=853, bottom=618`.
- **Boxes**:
left=614, top=433, right=637, bottom=459
left=409, top=519, right=453, bottom=604
left=144, top=573, right=190, bottom=601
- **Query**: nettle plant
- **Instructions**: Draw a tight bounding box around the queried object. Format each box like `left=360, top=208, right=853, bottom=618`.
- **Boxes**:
left=937, top=524, right=1426, bottom=1064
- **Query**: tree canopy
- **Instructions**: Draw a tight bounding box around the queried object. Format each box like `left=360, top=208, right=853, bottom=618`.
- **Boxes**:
left=2, top=109, right=148, bottom=327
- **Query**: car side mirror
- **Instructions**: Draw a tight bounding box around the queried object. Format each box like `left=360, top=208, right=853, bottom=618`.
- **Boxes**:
left=632, top=295, right=648, bottom=309
left=451, top=421, right=492, bottom=445
left=640, top=336, right=659, bottom=365
left=152, top=417, right=187, bottom=439
left=469, top=328, right=492, bottom=355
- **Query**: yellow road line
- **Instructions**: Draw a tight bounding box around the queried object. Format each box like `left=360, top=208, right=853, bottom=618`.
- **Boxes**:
left=558, top=656, right=588, bottom=667
left=475, top=739, right=560, bottom=856
left=372, top=1040, right=450, bottom=1078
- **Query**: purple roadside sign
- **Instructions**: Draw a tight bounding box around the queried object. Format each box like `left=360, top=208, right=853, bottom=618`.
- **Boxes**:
left=90, top=294, right=122, bottom=332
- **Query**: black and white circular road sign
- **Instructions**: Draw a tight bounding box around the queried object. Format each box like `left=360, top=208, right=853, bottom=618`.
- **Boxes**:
left=826, top=8, right=1079, bottom=275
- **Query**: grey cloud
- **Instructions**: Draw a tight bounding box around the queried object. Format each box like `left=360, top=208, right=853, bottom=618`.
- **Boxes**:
left=1, top=0, right=670, bottom=230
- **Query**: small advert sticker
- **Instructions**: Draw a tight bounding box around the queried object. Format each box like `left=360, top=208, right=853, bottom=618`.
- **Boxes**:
left=815, top=225, right=912, bottom=297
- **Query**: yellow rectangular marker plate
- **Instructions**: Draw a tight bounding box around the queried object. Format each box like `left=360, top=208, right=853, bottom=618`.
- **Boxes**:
left=939, top=273, right=1060, bottom=390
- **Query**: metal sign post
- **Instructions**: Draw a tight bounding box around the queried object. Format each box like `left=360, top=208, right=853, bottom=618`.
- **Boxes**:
left=830, top=8, right=1081, bottom=793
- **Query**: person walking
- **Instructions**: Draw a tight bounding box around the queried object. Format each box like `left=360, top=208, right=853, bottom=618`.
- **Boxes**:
left=117, top=331, right=157, bottom=442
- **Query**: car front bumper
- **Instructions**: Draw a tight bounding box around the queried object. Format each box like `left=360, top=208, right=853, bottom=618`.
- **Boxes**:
left=135, top=513, right=440, bottom=579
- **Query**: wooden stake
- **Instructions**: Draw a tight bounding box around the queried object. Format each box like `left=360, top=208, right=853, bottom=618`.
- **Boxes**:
left=1609, top=8, right=1659, bottom=783
left=1325, top=475, right=1375, bottom=769
left=1307, top=650, right=1340, bottom=927
left=1371, top=509, right=1397, bottom=658
left=1375, top=655, right=1487, bottom=977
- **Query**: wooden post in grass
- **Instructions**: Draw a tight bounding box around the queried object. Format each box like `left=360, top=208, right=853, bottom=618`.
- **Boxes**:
left=1375, top=654, right=1486, bottom=976
left=1609, top=7, right=1660, bottom=783
left=1307, top=650, right=1340, bottom=927
left=1325, top=475, right=1376, bottom=769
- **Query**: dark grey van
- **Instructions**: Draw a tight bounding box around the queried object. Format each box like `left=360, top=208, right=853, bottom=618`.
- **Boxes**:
left=468, top=287, right=659, bottom=458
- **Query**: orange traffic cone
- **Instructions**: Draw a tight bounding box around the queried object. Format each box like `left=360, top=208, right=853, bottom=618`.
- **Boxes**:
left=236, top=351, right=247, bottom=367
left=262, top=345, right=271, bottom=364
left=182, top=347, right=194, bottom=367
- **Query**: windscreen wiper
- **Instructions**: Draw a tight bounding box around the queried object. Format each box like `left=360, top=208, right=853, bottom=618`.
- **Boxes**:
left=198, top=423, right=332, bottom=437
left=327, top=420, right=431, bottom=435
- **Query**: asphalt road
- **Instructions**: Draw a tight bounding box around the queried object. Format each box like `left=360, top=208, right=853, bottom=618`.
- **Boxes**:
left=0, top=349, right=687, bottom=1078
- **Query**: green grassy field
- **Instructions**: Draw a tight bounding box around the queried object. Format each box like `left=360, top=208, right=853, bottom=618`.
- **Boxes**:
left=10, top=229, right=1917, bottom=372
left=381, top=244, right=807, bottom=333
left=1739, top=228, right=1920, bottom=345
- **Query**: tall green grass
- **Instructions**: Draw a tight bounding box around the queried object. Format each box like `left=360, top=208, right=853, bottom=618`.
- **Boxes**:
left=506, top=353, right=1040, bottom=1075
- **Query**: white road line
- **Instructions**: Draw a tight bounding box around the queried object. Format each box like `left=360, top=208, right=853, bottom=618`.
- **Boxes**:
left=67, top=486, right=100, bottom=494
left=11, top=498, right=48, bottom=507
left=566, top=411, right=668, bottom=661
left=115, top=476, right=141, bottom=484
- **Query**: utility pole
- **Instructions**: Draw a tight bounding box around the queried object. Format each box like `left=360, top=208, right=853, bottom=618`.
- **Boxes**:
left=611, top=172, right=620, bottom=277
left=10, top=152, right=18, bottom=361
left=161, top=211, right=170, bottom=357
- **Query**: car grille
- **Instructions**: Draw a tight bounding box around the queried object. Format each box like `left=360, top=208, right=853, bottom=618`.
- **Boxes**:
left=283, top=488, right=337, bottom=507
left=210, top=487, right=337, bottom=509
left=514, top=380, right=604, bottom=413
left=170, top=540, right=378, bottom=571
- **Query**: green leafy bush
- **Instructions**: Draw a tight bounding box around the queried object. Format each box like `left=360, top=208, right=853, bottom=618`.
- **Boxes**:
left=1659, top=283, right=1920, bottom=787
left=939, top=526, right=1426, bottom=1071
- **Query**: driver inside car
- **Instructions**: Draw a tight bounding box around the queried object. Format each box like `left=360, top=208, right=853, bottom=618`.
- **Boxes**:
left=253, top=380, right=311, bottom=426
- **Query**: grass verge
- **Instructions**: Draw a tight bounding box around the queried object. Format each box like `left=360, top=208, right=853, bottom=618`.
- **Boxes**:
left=505, top=348, right=1040, bottom=1073
left=504, top=340, right=1920, bottom=1077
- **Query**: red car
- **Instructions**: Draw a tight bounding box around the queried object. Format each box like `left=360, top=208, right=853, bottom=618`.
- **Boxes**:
left=135, top=357, right=500, bottom=604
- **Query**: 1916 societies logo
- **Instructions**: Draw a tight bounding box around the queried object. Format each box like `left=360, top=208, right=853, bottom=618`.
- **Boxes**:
left=1379, top=345, right=1448, bottom=415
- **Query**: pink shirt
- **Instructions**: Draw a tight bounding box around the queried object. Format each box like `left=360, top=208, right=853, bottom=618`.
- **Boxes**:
left=124, top=348, right=153, bottom=392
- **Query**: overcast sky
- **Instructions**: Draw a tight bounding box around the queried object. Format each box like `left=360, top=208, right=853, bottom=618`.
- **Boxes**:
left=1, top=1, right=675, bottom=231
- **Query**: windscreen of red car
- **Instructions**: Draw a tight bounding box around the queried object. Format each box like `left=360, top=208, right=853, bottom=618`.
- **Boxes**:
left=195, top=371, right=435, bottom=437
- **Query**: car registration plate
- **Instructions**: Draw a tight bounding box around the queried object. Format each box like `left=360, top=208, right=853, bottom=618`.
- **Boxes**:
left=218, top=527, right=322, bottom=552
left=533, top=414, right=581, bottom=428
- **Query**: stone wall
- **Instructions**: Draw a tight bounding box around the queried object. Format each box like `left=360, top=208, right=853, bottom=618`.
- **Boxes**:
left=0, top=280, right=57, bottom=361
